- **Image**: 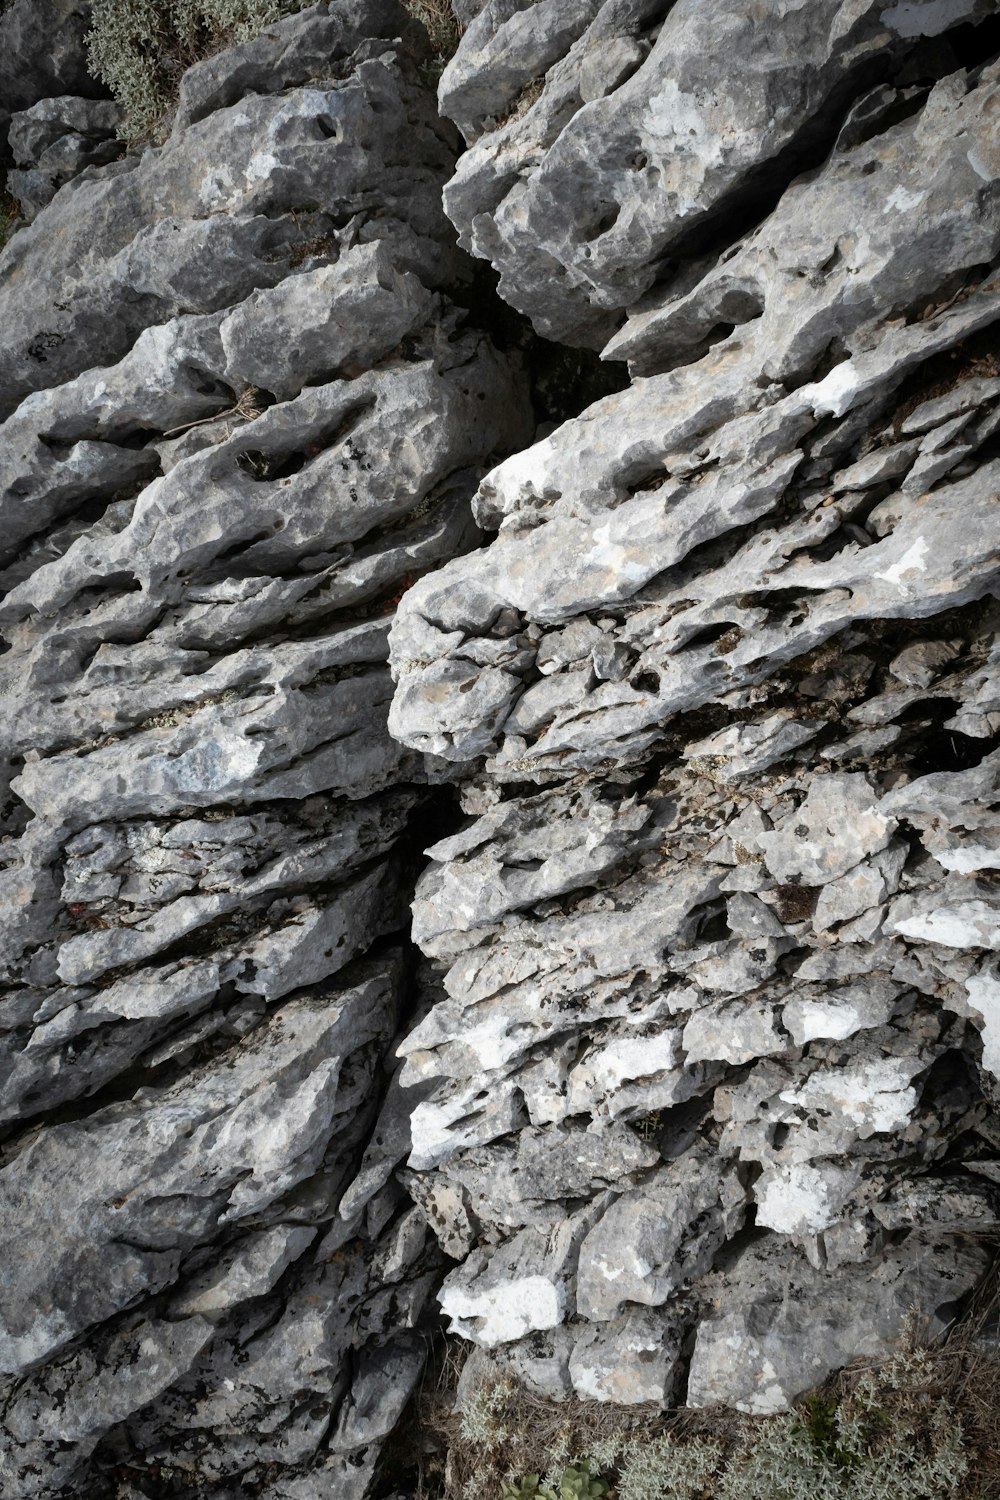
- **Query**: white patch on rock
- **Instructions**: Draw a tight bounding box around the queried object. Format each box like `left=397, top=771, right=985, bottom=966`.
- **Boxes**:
left=483, top=434, right=556, bottom=505
left=875, top=537, right=929, bottom=595
left=583, top=521, right=653, bottom=594
left=582, top=1030, right=681, bottom=1091
left=643, top=81, right=725, bottom=169
left=965, top=968, right=1000, bottom=1079
left=199, top=165, right=236, bottom=208
left=780, top=1057, right=919, bottom=1136
left=783, top=997, right=862, bottom=1044
left=440, top=1274, right=565, bottom=1346
left=891, top=900, right=1000, bottom=949
left=244, top=151, right=281, bottom=187
left=885, top=186, right=925, bottom=213
left=739, top=1358, right=791, bottom=1415
left=802, top=359, right=861, bottom=418
left=755, top=1163, right=858, bottom=1235
left=932, top=841, right=1000, bottom=874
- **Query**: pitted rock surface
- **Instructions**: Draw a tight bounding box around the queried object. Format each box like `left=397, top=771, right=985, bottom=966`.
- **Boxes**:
left=3, top=0, right=1000, bottom=1489
left=388, top=24, right=1000, bottom=1413
left=436, top=0, right=999, bottom=347
left=0, top=5, right=530, bottom=1497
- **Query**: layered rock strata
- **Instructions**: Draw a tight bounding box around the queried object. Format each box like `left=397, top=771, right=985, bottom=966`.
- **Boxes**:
left=3, top=0, right=1000, bottom=1487
left=438, top=0, right=999, bottom=347
left=0, top=5, right=530, bottom=1497
left=387, top=11, right=1000, bottom=1411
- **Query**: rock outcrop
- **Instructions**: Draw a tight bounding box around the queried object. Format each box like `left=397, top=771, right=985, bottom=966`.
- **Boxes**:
left=3, top=0, right=1000, bottom=1490
left=0, top=0, right=101, bottom=170
left=436, top=0, right=999, bottom=348
left=6, top=95, right=123, bottom=222
left=387, top=4, right=1000, bottom=1414
left=0, top=5, right=530, bottom=1496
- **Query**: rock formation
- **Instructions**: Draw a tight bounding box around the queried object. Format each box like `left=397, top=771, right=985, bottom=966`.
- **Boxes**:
left=0, top=0, right=101, bottom=172
left=388, top=0, right=1000, bottom=1418
left=0, top=4, right=530, bottom=1496
left=2, top=0, right=1000, bottom=1493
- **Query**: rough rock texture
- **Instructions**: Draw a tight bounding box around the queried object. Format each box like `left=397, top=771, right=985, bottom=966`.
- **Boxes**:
left=0, top=0, right=100, bottom=170
left=0, top=4, right=530, bottom=1496
left=388, top=15, right=1000, bottom=1413
left=7, top=96, right=123, bottom=221
left=4, top=0, right=1000, bottom=1487
left=438, top=0, right=999, bottom=347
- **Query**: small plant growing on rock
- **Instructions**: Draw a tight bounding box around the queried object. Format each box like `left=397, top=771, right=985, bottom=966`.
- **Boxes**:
left=503, top=1460, right=609, bottom=1500
left=438, top=1324, right=991, bottom=1500
left=88, top=0, right=464, bottom=141
left=617, top=1433, right=722, bottom=1500
left=88, top=0, right=314, bottom=141
left=552, top=1460, right=609, bottom=1500
left=502, top=1478, right=547, bottom=1500
left=460, top=1378, right=519, bottom=1450
left=402, top=0, right=463, bottom=80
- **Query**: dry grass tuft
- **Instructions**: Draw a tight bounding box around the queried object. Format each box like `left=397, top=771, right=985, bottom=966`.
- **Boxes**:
left=402, top=0, right=463, bottom=69
left=494, top=76, right=544, bottom=129
left=0, top=189, right=22, bottom=250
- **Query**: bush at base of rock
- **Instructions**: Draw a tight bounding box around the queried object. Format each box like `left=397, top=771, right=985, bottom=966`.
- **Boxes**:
left=87, top=0, right=318, bottom=140
left=445, top=1331, right=995, bottom=1500
left=87, top=0, right=465, bottom=140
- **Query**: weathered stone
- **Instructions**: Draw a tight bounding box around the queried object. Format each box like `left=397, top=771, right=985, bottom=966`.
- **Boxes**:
left=5, top=0, right=1000, bottom=1472
left=7, top=96, right=123, bottom=219
left=438, top=0, right=998, bottom=346
left=687, top=1232, right=996, bottom=1413
left=389, top=27, right=1000, bottom=1415
left=0, top=5, right=531, bottom=1495
left=0, top=0, right=98, bottom=168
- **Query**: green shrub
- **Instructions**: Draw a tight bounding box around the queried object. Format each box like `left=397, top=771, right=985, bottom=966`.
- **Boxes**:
left=502, top=1460, right=608, bottom=1500
left=465, top=1340, right=978, bottom=1500
left=87, top=0, right=463, bottom=143
left=87, top=0, right=311, bottom=141
left=617, top=1433, right=722, bottom=1500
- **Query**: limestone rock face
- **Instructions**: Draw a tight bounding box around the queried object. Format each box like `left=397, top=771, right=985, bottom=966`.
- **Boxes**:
left=437, top=0, right=998, bottom=347
left=7, top=96, right=123, bottom=221
left=388, top=19, right=1000, bottom=1413
left=0, top=5, right=530, bottom=1497
left=3, top=0, right=1000, bottom=1485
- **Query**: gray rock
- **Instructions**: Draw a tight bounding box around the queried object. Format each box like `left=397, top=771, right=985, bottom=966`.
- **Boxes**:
left=437, top=0, right=997, bottom=345
left=7, top=96, right=123, bottom=219
left=0, top=4, right=466, bottom=415
left=687, top=1233, right=996, bottom=1413
left=5, top=0, right=1000, bottom=1469
left=0, top=5, right=531, bottom=1495
left=0, top=963, right=398, bottom=1376
left=388, top=32, right=1000, bottom=1412
left=0, top=0, right=98, bottom=169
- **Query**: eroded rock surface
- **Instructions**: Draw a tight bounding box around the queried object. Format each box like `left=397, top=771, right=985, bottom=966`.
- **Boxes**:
left=437, top=0, right=998, bottom=347
left=388, top=19, right=1000, bottom=1413
left=4, top=0, right=1000, bottom=1487
left=0, top=5, right=530, bottom=1496
left=6, top=96, right=123, bottom=221
left=0, top=0, right=99, bottom=169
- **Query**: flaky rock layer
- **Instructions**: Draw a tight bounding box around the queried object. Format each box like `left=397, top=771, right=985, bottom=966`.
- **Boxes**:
left=387, top=0, right=1000, bottom=1415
